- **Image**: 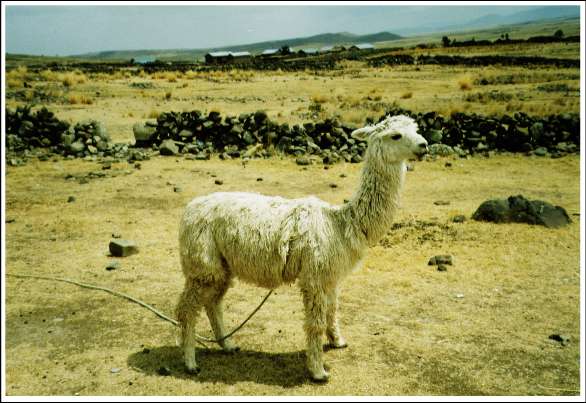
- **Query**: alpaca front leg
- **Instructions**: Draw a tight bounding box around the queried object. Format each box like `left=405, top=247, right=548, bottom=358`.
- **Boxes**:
left=302, top=289, right=329, bottom=382
left=326, top=287, right=347, bottom=349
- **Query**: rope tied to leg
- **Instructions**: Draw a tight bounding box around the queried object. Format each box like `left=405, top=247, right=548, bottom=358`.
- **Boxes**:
left=6, top=273, right=273, bottom=347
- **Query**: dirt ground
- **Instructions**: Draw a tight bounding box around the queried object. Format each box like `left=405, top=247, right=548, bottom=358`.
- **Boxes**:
left=3, top=151, right=581, bottom=396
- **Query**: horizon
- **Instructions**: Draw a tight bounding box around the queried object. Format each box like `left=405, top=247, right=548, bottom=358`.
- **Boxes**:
left=3, top=3, right=580, bottom=57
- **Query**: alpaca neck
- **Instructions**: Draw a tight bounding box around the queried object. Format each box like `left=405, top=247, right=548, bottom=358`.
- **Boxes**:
left=342, top=155, right=405, bottom=245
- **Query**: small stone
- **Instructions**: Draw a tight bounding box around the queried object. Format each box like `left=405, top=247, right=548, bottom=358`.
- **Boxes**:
left=329, top=183, right=338, bottom=188
left=6, top=218, right=16, bottom=224
left=157, top=366, right=171, bottom=376
left=214, top=179, right=223, bottom=185
left=79, top=178, right=89, bottom=185
left=109, top=240, right=138, bottom=257
left=406, top=163, right=414, bottom=172
left=340, top=173, right=347, bottom=178
left=67, top=196, right=76, bottom=203
left=174, top=186, right=182, bottom=193
left=454, top=293, right=464, bottom=299
left=445, top=162, right=452, bottom=168
left=110, top=368, right=121, bottom=374
left=549, top=334, right=570, bottom=346
left=295, top=156, right=310, bottom=166
left=102, top=162, right=112, bottom=170
left=112, top=233, right=122, bottom=239
left=434, top=200, right=450, bottom=206
left=134, top=162, right=142, bottom=170
left=437, top=264, right=448, bottom=272
left=429, top=255, right=453, bottom=265
left=106, top=261, right=120, bottom=271
left=452, top=215, right=466, bottom=223
left=256, top=177, right=263, bottom=181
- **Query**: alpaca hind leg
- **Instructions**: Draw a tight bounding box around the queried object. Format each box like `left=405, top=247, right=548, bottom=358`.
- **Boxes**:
left=176, top=280, right=204, bottom=374
left=326, top=287, right=347, bottom=349
left=302, top=287, right=329, bottom=382
left=203, top=277, right=239, bottom=352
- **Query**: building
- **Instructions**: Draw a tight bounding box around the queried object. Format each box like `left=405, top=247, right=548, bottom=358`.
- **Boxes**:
left=230, top=51, right=251, bottom=61
left=349, top=43, right=375, bottom=51
left=320, top=45, right=334, bottom=53
left=205, top=51, right=233, bottom=64
left=261, top=48, right=280, bottom=57
left=298, top=48, right=319, bottom=56
left=205, top=51, right=251, bottom=64
left=134, top=55, right=156, bottom=64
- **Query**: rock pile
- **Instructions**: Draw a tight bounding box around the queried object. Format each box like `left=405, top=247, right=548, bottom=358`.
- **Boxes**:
left=368, top=54, right=579, bottom=68
left=6, top=105, right=152, bottom=162
left=134, top=107, right=580, bottom=162
left=133, top=110, right=368, bottom=164
left=472, top=195, right=571, bottom=228
left=380, top=106, right=580, bottom=157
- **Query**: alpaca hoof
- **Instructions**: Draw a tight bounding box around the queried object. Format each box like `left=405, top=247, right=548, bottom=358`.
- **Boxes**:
left=310, top=370, right=330, bottom=383
left=221, top=341, right=240, bottom=353
left=185, top=365, right=201, bottom=375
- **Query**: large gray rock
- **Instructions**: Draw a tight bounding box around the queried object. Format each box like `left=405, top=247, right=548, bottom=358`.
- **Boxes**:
left=159, top=139, right=179, bottom=156
left=133, top=123, right=156, bottom=144
left=69, top=141, right=85, bottom=154
left=472, top=195, right=571, bottom=228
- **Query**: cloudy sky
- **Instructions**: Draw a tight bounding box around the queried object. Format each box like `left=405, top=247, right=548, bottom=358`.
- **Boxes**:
left=3, top=3, right=573, bottom=56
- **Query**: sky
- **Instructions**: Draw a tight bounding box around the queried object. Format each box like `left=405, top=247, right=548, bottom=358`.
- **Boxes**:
left=2, top=3, right=577, bottom=56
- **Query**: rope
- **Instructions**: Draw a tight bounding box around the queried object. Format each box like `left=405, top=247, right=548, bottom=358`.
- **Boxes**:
left=6, top=273, right=273, bottom=347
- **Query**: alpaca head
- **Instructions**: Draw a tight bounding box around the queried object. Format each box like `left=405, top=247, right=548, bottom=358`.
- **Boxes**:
left=351, top=115, right=428, bottom=163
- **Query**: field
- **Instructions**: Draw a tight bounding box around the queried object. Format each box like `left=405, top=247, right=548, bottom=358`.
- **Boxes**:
left=3, top=36, right=583, bottom=397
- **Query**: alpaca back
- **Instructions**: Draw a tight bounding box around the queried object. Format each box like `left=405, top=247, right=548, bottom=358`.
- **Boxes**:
left=179, top=192, right=332, bottom=288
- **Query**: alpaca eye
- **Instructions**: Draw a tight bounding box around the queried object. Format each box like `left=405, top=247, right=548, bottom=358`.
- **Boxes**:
left=391, top=134, right=402, bottom=140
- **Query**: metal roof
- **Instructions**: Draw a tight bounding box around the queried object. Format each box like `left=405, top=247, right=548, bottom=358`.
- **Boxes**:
left=262, top=49, right=279, bottom=55
left=353, top=43, right=375, bottom=49
left=320, top=46, right=334, bottom=52
left=300, top=48, right=318, bottom=54
left=230, top=51, right=251, bottom=57
left=207, top=51, right=232, bottom=57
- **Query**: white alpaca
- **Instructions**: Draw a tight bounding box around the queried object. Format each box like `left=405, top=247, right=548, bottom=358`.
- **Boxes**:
left=176, top=115, right=428, bottom=381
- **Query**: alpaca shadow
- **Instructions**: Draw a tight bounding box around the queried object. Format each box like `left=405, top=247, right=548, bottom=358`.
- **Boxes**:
left=127, top=345, right=310, bottom=387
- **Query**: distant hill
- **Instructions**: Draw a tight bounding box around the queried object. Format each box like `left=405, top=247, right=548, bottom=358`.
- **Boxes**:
left=73, top=31, right=403, bottom=62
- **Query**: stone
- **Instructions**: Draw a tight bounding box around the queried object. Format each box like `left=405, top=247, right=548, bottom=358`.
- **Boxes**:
left=109, top=240, right=138, bottom=257
left=295, top=156, right=311, bottom=166
left=548, top=334, right=570, bottom=346
left=178, top=129, right=194, bottom=139
left=157, top=366, right=172, bottom=376
left=174, top=186, right=182, bottom=193
left=428, top=255, right=453, bottom=265
left=106, top=261, right=120, bottom=271
left=110, top=368, right=121, bottom=374
left=214, top=179, right=223, bottom=185
left=451, top=215, right=466, bottom=223
left=434, top=200, right=450, bottom=206
left=437, top=264, right=448, bottom=272
left=472, top=195, right=571, bottom=228
left=533, top=147, right=548, bottom=157
left=194, top=152, right=209, bottom=160
left=329, top=183, right=338, bottom=188
left=69, top=141, right=85, bottom=154
left=132, top=122, right=157, bottom=145
left=159, top=139, right=179, bottom=156
left=67, top=196, right=76, bottom=203
left=428, top=143, right=454, bottom=156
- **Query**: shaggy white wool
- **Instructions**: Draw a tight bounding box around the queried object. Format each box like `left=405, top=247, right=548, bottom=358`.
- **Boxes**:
left=176, top=114, right=428, bottom=381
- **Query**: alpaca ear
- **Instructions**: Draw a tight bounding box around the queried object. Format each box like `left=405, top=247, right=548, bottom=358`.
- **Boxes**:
left=351, top=126, right=375, bottom=141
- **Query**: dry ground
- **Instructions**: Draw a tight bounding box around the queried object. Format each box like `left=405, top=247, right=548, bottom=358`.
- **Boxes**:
left=4, top=152, right=581, bottom=396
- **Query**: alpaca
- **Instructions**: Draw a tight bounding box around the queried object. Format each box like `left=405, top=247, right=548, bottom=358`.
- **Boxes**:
left=176, top=115, right=428, bottom=382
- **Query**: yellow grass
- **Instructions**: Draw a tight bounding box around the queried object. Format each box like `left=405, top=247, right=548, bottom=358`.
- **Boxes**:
left=4, top=154, right=581, bottom=395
